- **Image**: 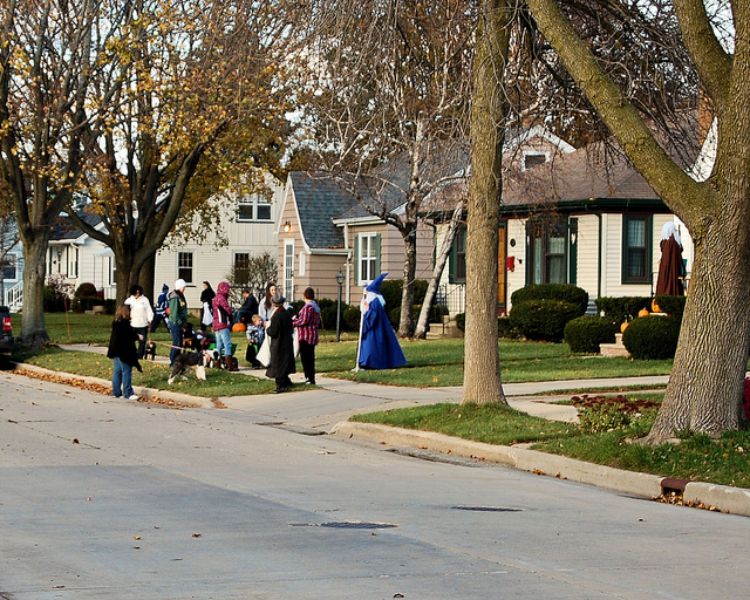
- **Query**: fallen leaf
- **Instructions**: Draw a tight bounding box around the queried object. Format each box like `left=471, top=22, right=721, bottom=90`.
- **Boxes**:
left=192, top=532, right=202, bottom=538
left=133, top=535, right=141, bottom=540
left=72, top=438, right=79, bottom=444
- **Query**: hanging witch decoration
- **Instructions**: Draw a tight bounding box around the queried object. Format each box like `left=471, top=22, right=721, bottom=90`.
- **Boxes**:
left=355, top=273, right=407, bottom=370
left=655, top=222, right=685, bottom=296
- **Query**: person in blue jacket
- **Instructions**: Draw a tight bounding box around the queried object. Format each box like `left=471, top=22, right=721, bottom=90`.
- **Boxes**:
left=357, top=272, right=407, bottom=370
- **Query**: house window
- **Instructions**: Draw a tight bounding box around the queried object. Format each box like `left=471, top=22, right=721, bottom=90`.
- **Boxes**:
left=449, top=226, right=467, bottom=284
left=238, top=195, right=273, bottom=222
left=622, top=215, right=652, bottom=284
left=69, top=247, right=78, bottom=278
left=357, top=233, right=379, bottom=285
left=109, top=256, right=116, bottom=286
left=1, top=252, right=18, bottom=281
left=284, top=240, right=294, bottom=299
left=178, top=252, right=194, bottom=284
left=522, top=152, right=547, bottom=171
left=527, top=218, right=567, bottom=285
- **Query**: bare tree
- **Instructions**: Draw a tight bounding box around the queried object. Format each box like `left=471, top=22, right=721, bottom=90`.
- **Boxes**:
left=0, top=0, right=106, bottom=347
left=301, top=0, right=476, bottom=337
left=526, top=0, right=747, bottom=441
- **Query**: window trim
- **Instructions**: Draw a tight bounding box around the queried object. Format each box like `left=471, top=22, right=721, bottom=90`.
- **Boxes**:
left=1, top=251, right=19, bottom=282
left=237, top=195, right=273, bottom=223
left=449, top=225, right=467, bottom=284
left=357, top=232, right=379, bottom=286
left=525, top=217, right=568, bottom=285
left=621, top=214, right=653, bottom=285
left=177, top=251, right=194, bottom=285
left=521, top=150, right=549, bottom=171
left=283, top=239, right=295, bottom=299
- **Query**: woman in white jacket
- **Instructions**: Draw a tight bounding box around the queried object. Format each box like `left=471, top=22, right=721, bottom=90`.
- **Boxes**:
left=124, top=284, right=154, bottom=359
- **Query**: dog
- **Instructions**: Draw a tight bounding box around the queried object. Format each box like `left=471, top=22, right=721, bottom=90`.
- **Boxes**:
left=144, top=340, right=157, bottom=361
left=168, top=347, right=210, bottom=384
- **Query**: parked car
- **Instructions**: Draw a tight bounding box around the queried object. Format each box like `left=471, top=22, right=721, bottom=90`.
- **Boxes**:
left=0, top=306, right=14, bottom=354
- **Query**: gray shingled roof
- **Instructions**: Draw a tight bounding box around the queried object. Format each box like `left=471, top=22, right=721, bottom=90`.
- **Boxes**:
left=289, top=172, right=360, bottom=249
left=50, top=213, right=103, bottom=241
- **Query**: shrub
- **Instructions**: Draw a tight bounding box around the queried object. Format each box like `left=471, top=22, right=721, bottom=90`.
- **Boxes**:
left=595, top=296, right=651, bottom=324
left=509, top=299, right=581, bottom=342
left=497, top=316, right=522, bottom=339
left=455, top=312, right=465, bottom=331
left=43, top=285, right=67, bottom=312
left=380, top=279, right=429, bottom=312
left=653, top=294, right=686, bottom=320
left=343, top=305, right=362, bottom=331
left=622, top=315, right=680, bottom=359
left=388, top=305, right=420, bottom=330
left=320, top=303, right=345, bottom=331
left=573, top=394, right=660, bottom=434
left=511, top=284, right=588, bottom=315
left=74, top=282, right=97, bottom=299
left=564, top=316, right=618, bottom=353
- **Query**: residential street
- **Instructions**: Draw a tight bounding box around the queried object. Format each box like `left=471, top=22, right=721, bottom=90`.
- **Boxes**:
left=1, top=370, right=748, bottom=600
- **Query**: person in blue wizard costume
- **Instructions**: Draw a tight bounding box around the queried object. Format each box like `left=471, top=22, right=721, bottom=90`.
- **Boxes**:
left=357, top=273, right=407, bottom=369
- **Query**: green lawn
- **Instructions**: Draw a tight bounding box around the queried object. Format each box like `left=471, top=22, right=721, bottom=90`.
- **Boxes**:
left=353, top=401, right=750, bottom=488
left=12, top=313, right=674, bottom=387
left=18, top=347, right=278, bottom=397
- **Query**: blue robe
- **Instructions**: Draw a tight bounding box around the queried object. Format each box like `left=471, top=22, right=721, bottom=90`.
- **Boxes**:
left=358, top=297, right=407, bottom=369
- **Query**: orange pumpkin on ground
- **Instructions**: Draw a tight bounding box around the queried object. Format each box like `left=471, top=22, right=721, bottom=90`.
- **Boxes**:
left=232, top=322, right=247, bottom=333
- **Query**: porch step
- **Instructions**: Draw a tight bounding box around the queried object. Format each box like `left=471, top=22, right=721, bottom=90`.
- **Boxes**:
left=425, top=320, right=463, bottom=340
left=599, top=333, right=630, bottom=358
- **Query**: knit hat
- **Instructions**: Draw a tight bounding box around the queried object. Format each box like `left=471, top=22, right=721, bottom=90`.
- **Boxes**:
left=174, top=279, right=187, bottom=290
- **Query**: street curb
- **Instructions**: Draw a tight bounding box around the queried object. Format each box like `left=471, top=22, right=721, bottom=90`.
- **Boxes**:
left=11, top=362, right=214, bottom=409
left=330, top=422, right=750, bottom=517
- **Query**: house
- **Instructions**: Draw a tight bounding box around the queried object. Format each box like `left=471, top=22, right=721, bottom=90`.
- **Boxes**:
left=276, top=172, right=437, bottom=305
left=47, top=213, right=116, bottom=299
left=1, top=220, right=23, bottom=311
left=154, top=172, right=285, bottom=307
left=437, top=139, right=696, bottom=316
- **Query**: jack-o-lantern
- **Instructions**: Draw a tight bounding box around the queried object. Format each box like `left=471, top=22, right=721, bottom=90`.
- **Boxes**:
left=638, top=308, right=650, bottom=318
left=232, top=322, right=247, bottom=333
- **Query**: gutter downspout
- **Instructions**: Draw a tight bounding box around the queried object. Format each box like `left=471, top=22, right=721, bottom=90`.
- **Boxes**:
left=344, top=223, right=351, bottom=304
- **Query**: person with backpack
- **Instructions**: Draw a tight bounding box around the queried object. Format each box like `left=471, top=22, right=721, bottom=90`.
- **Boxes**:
left=150, top=283, right=170, bottom=333
left=167, top=279, right=188, bottom=366
left=293, top=287, right=322, bottom=385
left=212, top=280, right=235, bottom=367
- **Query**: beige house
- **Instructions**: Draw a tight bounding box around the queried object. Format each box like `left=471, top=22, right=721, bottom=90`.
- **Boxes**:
left=276, top=172, right=435, bottom=304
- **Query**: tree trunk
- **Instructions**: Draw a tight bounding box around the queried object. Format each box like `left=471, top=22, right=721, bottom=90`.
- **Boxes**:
left=115, top=254, right=136, bottom=304
left=463, top=0, right=511, bottom=405
left=646, top=219, right=750, bottom=442
left=139, top=252, right=156, bottom=301
left=415, top=200, right=464, bottom=339
left=398, top=227, right=418, bottom=338
left=20, top=232, right=50, bottom=350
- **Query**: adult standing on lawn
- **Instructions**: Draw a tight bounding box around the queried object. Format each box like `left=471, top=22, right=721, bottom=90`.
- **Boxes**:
left=125, top=285, right=154, bottom=359
left=266, top=293, right=295, bottom=393
left=200, top=281, right=216, bottom=332
left=212, top=280, right=235, bottom=364
left=358, top=273, right=406, bottom=370
left=293, top=287, right=322, bottom=385
left=168, top=279, right=189, bottom=366
left=107, top=304, right=143, bottom=401
left=151, top=283, right=170, bottom=333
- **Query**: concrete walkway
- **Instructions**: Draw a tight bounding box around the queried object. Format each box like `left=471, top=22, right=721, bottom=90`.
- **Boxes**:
left=57, top=343, right=671, bottom=427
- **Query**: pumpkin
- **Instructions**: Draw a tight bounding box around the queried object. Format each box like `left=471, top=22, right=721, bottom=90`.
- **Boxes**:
left=651, top=299, right=662, bottom=313
left=620, top=321, right=629, bottom=333
left=232, top=322, right=247, bottom=333
left=638, top=308, right=650, bottom=318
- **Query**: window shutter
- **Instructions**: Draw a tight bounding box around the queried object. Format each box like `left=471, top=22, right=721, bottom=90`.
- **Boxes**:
left=354, top=234, right=360, bottom=283
left=374, top=234, right=382, bottom=276
left=448, top=236, right=456, bottom=284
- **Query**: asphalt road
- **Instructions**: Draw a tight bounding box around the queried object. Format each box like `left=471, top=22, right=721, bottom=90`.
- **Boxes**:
left=1, top=371, right=748, bottom=600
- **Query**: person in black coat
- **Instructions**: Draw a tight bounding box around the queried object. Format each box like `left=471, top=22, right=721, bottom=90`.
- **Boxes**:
left=235, top=288, right=259, bottom=324
left=265, top=293, right=295, bottom=393
left=107, top=305, right=143, bottom=400
left=199, top=281, right=216, bottom=332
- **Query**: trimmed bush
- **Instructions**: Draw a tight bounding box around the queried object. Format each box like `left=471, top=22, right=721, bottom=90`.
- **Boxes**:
left=388, top=305, right=420, bottom=330
left=343, top=305, right=362, bottom=331
left=74, top=282, right=97, bottom=299
left=455, top=312, right=465, bottom=332
left=654, top=294, right=686, bottom=320
left=595, top=296, right=651, bottom=324
left=380, top=279, right=429, bottom=312
left=564, top=316, right=618, bottom=353
left=43, top=286, right=67, bottom=312
left=511, top=284, right=588, bottom=315
left=320, top=303, right=345, bottom=331
left=497, top=316, right=522, bottom=339
left=622, top=315, right=680, bottom=359
left=509, top=299, right=581, bottom=342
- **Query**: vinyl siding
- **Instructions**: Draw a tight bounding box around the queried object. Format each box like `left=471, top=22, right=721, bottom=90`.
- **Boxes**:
left=505, top=218, right=527, bottom=307
left=575, top=215, right=599, bottom=301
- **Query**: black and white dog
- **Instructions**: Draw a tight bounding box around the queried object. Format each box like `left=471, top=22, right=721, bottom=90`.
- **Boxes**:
left=168, top=347, right=211, bottom=384
left=144, top=340, right=157, bottom=361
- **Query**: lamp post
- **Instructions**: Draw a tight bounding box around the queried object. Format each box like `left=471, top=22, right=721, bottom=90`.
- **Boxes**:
left=336, top=270, right=344, bottom=342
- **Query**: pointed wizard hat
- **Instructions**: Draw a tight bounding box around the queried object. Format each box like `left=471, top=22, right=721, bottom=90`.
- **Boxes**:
left=366, top=272, right=388, bottom=293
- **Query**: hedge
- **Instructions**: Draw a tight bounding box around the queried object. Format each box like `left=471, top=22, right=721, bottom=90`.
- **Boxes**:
left=595, top=296, right=651, bottom=324
left=653, top=294, right=686, bottom=320
left=564, top=316, right=618, bottom=353
left=511, top=284, right=589, bottom=315
left=380, top=279, right=429, bottom=313
left=509, top=299, right=581, bottom=342
left=622, top=315, right=680, bottom=359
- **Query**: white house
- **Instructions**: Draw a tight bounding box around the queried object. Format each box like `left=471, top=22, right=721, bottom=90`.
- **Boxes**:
left=154, top=172, right=284, bottom=307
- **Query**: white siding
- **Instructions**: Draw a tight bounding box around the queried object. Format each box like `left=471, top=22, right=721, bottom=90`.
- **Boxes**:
left=505, top=218, right=527, bottom=308
left=155, top=174, right=284, bottom=307
left=575, top=214, right=599, bottom=302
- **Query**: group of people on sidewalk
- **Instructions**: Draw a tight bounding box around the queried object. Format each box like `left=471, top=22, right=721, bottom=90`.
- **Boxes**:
left=106, top=278, right=324, bottom=397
